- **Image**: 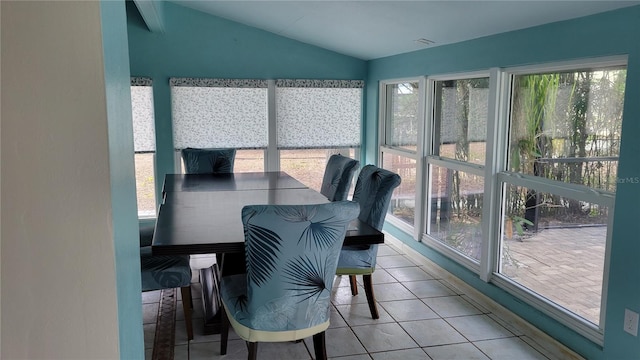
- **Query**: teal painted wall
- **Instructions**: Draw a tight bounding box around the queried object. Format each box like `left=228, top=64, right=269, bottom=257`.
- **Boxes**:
left=126, top=2, right=640, bottom=357
left=126, top=1, right=368, bottom=201
left=101, top=1, right=145, bottom=359
left=372, top=7, right=640, bottom=360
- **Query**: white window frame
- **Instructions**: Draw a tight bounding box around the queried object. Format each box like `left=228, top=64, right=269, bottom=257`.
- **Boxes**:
left=378, top=77, right=426, bottom=240
left=378, top=55, right=626, bottom=345
left=489, top=55, right=627, bottom=344
left=422, top=70, right=492, bottom=274
left=171, top=78, right=363, bottom=173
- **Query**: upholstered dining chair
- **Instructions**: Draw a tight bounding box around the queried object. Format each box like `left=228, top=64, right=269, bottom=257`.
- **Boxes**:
left=139, top=222, right=194, bottom=340
left=320, top=154, right=360, bottom=201
left=220, top=201, right=360, bottom=360
left=336, top=165, right=401, bottom=319
left=180, top=147, right=236, bottom=174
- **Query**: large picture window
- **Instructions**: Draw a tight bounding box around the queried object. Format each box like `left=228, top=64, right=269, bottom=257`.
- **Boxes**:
left=496, top=63, right=625, bottom=334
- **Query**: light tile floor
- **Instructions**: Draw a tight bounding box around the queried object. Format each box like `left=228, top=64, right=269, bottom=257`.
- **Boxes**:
left=143, top=241, right=583, bottom=360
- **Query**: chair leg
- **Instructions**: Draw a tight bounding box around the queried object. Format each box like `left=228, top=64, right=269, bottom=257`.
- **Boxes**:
left=362, top=274, right=379, bottom=319
left=247, top=341, right=258, bottom=360
left=220, top=304, right=230, bottom=355
left=180, top=286, right=194, bottom=340
left=349, top=275, right=358, bottom=296
left=312, top=331, right=327, bottom=360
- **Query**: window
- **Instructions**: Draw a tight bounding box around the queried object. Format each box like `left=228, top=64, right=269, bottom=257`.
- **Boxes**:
left=426, top=75, right=490, bottom=264
left=280, top=148, right=357, bottom=193
left=496, top=63, right=625, bottom=332
left=382, top=153, right=417, bottom=225
left=276, top=80, right=363, bottom=192
left=434, top=78, right=489, bottom=165
left=170, top=78, right=269, bottom=172
left=379, top=80, right=423, bottom=233
left=507, top=69, right=623, bottom=191
left=384, top=82, right=420, bottom=152
left=170, top=78, right=363, bottom=181
left=130, top=77, right=157, bottom=218
left=379, top=56, right=626, bottom=342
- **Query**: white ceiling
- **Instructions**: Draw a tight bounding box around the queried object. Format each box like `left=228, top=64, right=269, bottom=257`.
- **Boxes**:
left=172, top=0, right=639, bottom=60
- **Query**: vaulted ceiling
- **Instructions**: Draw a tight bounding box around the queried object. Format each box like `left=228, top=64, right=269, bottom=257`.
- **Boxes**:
left=168, top=1, right=639, bottom=60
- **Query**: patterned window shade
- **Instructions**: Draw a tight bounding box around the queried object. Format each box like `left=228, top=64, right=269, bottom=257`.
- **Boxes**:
left=170, top=78, right=269, bottom=150
left=276, top=79, right=363, bottom=149
left=130, top=77, right=156, bottom=153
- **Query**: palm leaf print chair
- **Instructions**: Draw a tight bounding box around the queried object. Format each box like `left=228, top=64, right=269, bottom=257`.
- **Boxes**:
left=139, top=222, right=194, bottom=340
left=220, top=201, right=360, bottom=360
left=180, top=147, right=236, bottom=174
left=336, top=165, right=401, bottom=319
left=320, top=154, right=360, bottom=201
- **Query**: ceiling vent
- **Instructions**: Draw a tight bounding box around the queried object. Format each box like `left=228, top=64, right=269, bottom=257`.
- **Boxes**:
left=414, top=38, right=435, bottom=46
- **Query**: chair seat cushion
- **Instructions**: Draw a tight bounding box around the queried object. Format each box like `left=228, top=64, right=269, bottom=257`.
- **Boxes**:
left=336, top=244, right=378, bottom=275
left=220, top=274, right=330, bottom=342
left=140, top=246, right=192, bottom=291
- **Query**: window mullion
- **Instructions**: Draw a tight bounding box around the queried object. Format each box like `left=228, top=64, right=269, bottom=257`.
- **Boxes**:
left=497, top=172, right=616, bottom=206
left=413, top=76, right=428, bottom=241
left=480, top=67, right=507, bottom=282
left=423, top=78, right=436, bottom=236
left=427, top=156, right=484, bottom=176
left=378, top=81, right=388, bottom=152
left=266, top=79, right=278, bottom=171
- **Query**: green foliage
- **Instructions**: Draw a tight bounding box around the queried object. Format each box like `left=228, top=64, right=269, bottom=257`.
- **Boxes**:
left=510, top=215, right=534, bottom=236
left=508, top=69, right=625, bottom=224
left=511, top=74, right=559, bottom=173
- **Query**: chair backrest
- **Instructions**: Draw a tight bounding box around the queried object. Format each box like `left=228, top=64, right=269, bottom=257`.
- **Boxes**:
left=352, top=165, right=401, bottom=231
left=320, top=154, right=360, bottom=201
left=181, top=148, right=236, bottom=174
left=139, top=222, right=155, bottom=247
left=241, top=201, right=359, bottom=330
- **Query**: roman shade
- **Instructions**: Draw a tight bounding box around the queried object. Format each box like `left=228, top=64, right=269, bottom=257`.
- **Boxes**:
left=130, top=77, right=156, bottom=153
left=170, top=78, right=269, bottom=150
left=275, top=79, right=363, bottom=149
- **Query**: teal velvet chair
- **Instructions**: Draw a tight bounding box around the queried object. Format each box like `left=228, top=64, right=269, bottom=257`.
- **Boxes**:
left=336, top=165, right=401, bottom=319
left=220, top=201, right=360, bottom=360
left=320, top=154, right=360, bottom=201
left=180, top=147, right=236, bottom=174
left=139, top=222, right=194, bottom=340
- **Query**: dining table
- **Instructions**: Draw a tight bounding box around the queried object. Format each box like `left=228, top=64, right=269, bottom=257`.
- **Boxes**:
left=151, top=171, right=385, bottom=334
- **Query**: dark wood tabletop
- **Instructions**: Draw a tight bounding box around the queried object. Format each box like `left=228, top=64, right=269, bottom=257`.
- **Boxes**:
left=152, top=173, right=384, bottom=255
left=150, top=171, right=384, bottom=335
left=162, top=187, right=327, bottom=207
left=162, top=171, right=308, bottom=193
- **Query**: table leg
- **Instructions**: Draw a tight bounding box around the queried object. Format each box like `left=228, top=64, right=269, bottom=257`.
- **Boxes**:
left=199, top=253, right=247, bottom=335
left=200, top=264, right=221, bottom=335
